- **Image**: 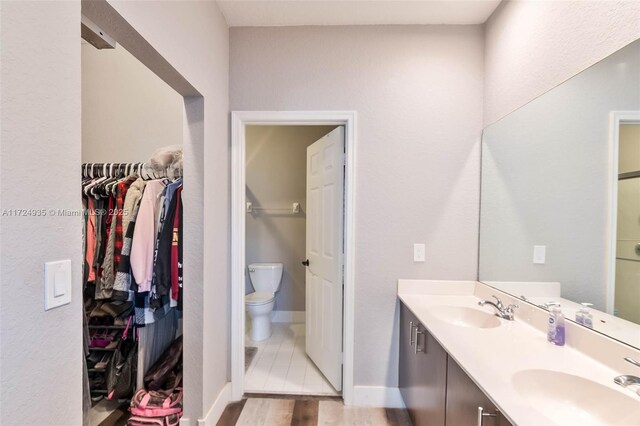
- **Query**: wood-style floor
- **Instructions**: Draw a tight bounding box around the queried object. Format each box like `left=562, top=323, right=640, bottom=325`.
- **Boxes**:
left=217, top=394, right=413, bottom=426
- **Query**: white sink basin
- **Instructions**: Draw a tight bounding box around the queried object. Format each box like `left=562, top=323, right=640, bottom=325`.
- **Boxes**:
left=429, top=306, right=502, bottom=329
left=512, top=369, right=640, bottom=425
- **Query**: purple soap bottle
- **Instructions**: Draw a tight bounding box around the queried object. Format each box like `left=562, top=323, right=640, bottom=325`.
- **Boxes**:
left=547, top=305, right=565, bottom=346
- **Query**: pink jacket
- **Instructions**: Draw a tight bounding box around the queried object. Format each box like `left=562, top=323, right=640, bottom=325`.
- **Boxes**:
left=130, top=180, right=166, bottom=292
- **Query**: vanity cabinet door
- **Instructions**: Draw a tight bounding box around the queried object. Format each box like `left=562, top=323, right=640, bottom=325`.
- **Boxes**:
left=445, top=358, right=512, bottom=426
left=413, top=327, right=447, bottom=426
left=399, top=302, right=447, bottom=426
left=399, top=302, right=418, bottom=421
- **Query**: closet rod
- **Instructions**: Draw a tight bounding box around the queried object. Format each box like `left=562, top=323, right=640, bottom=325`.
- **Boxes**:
left=81, top=162, right=181, bottom=180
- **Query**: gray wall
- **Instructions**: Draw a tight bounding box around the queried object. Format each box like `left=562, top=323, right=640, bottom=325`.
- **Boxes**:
left=245, top=125, right=337, bottom=311
left=479, top=40, right=640, bottom=311
left=0, top=1, right=229, bottom=424
left=0, top=2, right=83, bottom=424
left=484, top=0, right=640, bottom=125
left=231, top=25, right=484, bottom=387
left=82, top=42, right=184, bottom=163
left=619, top=124, right=640, bottom=174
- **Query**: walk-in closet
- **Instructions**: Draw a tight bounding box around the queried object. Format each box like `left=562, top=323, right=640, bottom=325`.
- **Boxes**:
left=82, top=24, right=185, bottom=426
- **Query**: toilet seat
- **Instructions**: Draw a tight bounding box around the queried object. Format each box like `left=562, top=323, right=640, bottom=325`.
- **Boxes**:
left=246, top=292, right=275, bottom=305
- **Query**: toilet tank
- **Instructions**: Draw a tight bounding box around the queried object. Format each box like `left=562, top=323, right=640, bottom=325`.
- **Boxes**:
left=248, top=263, right=283, bottom=293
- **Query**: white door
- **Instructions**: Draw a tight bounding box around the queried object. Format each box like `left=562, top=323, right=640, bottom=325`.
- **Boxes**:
left=305, top=126, right=344, bottom=391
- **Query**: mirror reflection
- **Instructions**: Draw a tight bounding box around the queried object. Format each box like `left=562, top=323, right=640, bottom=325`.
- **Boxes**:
left=479, top=39, right=640, bottom=349
left=615, top=123, right=640, bottom=325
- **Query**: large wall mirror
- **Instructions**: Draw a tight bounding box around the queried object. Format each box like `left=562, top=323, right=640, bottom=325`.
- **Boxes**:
left=479, top=39, right=640, bottom=349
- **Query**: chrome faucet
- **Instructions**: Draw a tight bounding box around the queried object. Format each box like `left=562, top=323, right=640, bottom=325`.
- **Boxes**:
left=539, top=301, right=560, bottom=310
left=615, top=357, right=640, bottom=396
left=478, top=295, right=518, bottom=321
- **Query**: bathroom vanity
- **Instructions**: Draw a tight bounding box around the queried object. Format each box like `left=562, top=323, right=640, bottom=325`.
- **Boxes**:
left=399, top=302, right=511, bottom=426
left=397, top=280, right=640, bottom=426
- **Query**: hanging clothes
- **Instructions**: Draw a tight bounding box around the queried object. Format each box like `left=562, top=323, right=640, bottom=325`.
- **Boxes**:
left=82, top=159, right=184, bottom=406
left=153, top=183, right=182, bottom=304
left=99, top=176, right=137, bottom=299
left=85, top=197, right=97, bottom=283
left=112, top=178, right=146, bottom=301
left=130, top=179, right=166, bottom=294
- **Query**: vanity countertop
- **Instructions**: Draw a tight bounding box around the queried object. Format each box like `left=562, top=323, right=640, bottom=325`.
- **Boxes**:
left=398, top=280, right=640, bottom=425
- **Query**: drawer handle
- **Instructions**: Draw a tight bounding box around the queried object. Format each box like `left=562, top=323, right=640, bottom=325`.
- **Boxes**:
left=414, top=329, right=424, bottom=354
left=477, top=406, right=497, bottom=426
left=409, top=321, right=416, bottom=346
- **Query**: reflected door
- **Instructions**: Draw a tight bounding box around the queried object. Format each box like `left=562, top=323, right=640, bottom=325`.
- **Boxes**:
left=615, top=123, right=640, bottom=324
left=615, top=177, right=640, bottom=323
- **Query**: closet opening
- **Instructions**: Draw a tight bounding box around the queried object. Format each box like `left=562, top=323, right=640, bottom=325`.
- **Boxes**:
left=231, top=112, right=358, bottom=405
left=80, top=5, right=203, bottom=424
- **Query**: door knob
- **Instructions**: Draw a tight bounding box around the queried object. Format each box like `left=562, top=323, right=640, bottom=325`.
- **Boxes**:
left=302, top=259, right=310, bottom=266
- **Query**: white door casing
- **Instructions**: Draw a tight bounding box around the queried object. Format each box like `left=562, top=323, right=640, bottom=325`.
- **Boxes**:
left=305, top=127, right=344, bottom=391
left=607, top=112, right=640, bottom=314
left=230, top=111, right=356, bottom=405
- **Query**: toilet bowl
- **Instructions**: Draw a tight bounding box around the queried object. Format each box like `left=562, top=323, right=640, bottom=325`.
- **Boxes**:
left=245, top=263, right=283, bottom=341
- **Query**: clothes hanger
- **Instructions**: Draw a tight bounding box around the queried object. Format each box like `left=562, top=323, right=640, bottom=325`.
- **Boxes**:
left=90, top=164, right=109, bottom=197
left=141, top=164, right=150, bottom=180
left=105, top=164, right=119, bottom=194
left=85, top=163, right=103, bottom=196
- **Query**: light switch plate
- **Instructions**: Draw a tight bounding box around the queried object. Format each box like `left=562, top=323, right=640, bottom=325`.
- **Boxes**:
left=414, top=243, right=426, bottom=262
left=533, top=245, right=546, bottom=264
left=44, top=260, right=71, bottom=310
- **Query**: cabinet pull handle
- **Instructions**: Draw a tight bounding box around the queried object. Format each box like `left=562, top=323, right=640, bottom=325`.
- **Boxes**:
left=409, top=321, right=415, bottom=346
left=477, top=407, right=497, bottom=426
left=414, top=329, right=424, bottom=354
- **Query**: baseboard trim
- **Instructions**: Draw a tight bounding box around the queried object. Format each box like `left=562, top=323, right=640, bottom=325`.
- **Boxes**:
left=197, top=382, right=231, bottom=426
left=352, top=386, right=405, bottom=408
left=271, top=310, right=305, bottom=323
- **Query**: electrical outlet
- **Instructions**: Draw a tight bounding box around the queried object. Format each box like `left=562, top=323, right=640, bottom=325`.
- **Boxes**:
left=414, top=243, right=426, bottom=262
left=533, top=245, right=546, bottom=264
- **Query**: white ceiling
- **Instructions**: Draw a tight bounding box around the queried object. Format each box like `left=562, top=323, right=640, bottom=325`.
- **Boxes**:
left=216, top=0, right=503, bottom=27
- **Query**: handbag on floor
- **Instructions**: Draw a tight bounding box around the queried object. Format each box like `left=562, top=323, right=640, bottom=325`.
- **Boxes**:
left=127, top=413, right=180, bottom=426
left=127, top=373, right=183, bottom=426
left=143, top=335, right=183, bottom=391
left=106, top=317, right=137, bottom=400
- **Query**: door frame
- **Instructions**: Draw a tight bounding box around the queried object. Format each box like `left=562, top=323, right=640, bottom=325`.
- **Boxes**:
left=230, top=111, right=357, bottom=403
left=606, top=111, right=640, bottom=314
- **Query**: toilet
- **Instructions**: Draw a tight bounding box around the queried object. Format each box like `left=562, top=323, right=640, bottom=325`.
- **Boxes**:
left=245, top=262, right=283, bottom=342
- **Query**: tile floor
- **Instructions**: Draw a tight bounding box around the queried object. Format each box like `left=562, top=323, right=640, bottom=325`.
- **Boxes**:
left=244, top=322, right=339, bottom=396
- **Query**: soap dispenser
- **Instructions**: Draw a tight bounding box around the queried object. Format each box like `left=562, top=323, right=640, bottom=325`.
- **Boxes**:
left=547, top=305, right=565, bottom=346
left=576, top=306, right=586, bottom=325
left=577, top=303, right=594, bottom=328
